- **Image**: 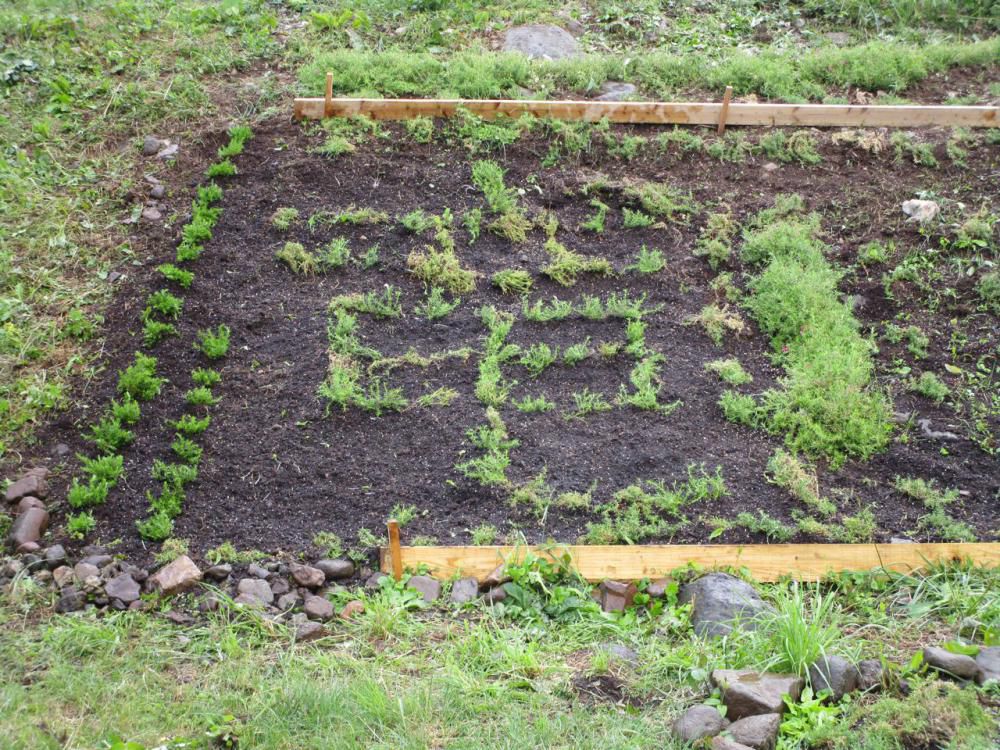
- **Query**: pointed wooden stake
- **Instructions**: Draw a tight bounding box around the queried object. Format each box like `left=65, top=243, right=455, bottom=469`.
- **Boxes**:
left=387, top=519, right=403, bottom=581
left=324, top=72, right=334, bottom=118
left=718, top=85, right=733, bottom=135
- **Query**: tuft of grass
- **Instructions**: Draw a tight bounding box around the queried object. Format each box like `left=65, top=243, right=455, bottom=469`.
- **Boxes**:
left=910, top=371, right=949, bottom=403
left=625, top=245, right=665, bottom=274
left=541, top=238, right=613, bottom=286
left=456, top=407, right=518, bottom=487
left=118, top=352, right=165, bottom=402
left=195, top=325, right=231, bottom=360
left=157, top=263, right=194, bottom=289
left=492, top=269, right=533, bottom=295
left=759, top=130, right=822, bottom=165
left=580, top=199, right=609, bottom=233
left=704, top=358, right=752, bottom=386
left=624, top=182, right=695, bottom=224
left=414, top=287, right=461, bottom=320
left=895, top=477, right=975, bottom=542
left=767, top=448, right=836, bottom=516
left=520, top=343, right=558, bottom=377
left=276, top=242, right=317, bottom=274
left=471, top=160, right=532, bottom=243
left=514, top=395, right=555, bottom=413
left=621, top=208, right=655, bottom=228
left=319, top=238, right=351, bottom=269
left=687, top=304, right=746, bottom=345
left=331, top=286, right=403, bottom=319
left=271, top=206, right=299, bottom=231
left=564, top=389, right=613, bottom=420
left=695, top=212, right=736, bottom=269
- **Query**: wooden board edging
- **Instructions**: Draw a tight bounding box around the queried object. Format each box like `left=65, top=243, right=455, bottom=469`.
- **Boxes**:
left=293, top=97, right=999, bottom=128
left=379, top=543, right=1000, bottom=583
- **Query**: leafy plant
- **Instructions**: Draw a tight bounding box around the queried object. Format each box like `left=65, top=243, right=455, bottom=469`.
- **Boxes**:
left=414, top=286, right=460, bottom=319
left=456, top=407, right=518, bottom=486
left=625, top=245, right=665, bottom=274
left=276, top=241, right=317, bottom=274
left=492, top=269, right=533, bottom=295
left=118, top=353, right=164, bottom=401
left=271, top=206, right=299, bottom=231
left=705, top=358, right=753, bottom=386
left=157, top=263, right=194, bottom=288
left=196, top=325, right=231, bottom=359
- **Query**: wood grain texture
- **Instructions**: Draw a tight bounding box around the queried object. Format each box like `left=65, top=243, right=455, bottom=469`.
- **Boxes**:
left=379, top=543, right=1000, bottom=582
left=293, top=97, right=1000, bottom=128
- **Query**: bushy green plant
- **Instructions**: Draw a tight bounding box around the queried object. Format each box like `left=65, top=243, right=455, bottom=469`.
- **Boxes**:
left=626, top=245, right=665, bottom=273
left=196, top=325, right=231, bottom=359
left=67, top=476, right=111, bottom=509
left=276, top=241, right=317, bottom=274
left=456, top=407, right=518, bottom=486
left=143, top=289, right=183, bottom=321
left=80, top=453, right=124, bottom=484
left=142, top=319, right=178, bottom=347
left=137, top=511, right=174, bottom=541
left=206, top=159, right=236, bottom=178
left=157, top=263, right=194, bottom=288
left=173, top=413, right=211, bottom=435
left=541, top=238, right=613, bottom=286
left=66, top=511, right=96, bottom=539
left=414, top=286, right=461, bottom=319
left=514, top=395, right=555, bottom=413
left=621, top=208, right=655, bottom=228
left=118, top=353, right=164, bottom=401
left=492, top=269, right=533, bottom=295
left=705, top=358, right=753, bottom=386
left=191, top=368, right=222, bottom=388
left=910, top=371, right=949, bottom=403
left=271, top=206, right=299, bottom=230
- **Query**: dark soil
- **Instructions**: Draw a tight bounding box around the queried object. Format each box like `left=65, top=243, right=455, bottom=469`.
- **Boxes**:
left=20, top=113, right=1000, bottom=563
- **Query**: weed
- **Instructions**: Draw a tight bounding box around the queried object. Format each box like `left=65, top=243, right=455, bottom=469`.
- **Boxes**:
left=157, top=263, right=194, bottom=289
left=704, top=132, right=754, bottom=162
left=621, top=208, right=655, bottom=228
left=885, top=323, right=929, bottom=359
left=319, top=238, right=351, bottom=269
left=118, top=353, right=164, bottom=402
left=355, top=379, right=408, bottom=415
left=580, top=199, right=609, bottom=233
left=360, top=244, right=380, bottom=269
left=624, top=182, right=695, bottom=223
left=142, top=320, right=178, bottom=347
left=312, top=531, right=344, bottom=559
left=515, top=395, right=555, bottom=413
left=705, top=358, right=753, bottom=386
left=143, top=290, right=183, bottom=321
left=196, top=325, right=231, bottom=359
left=87, top=415, right=133, bottom=453
left=565, top=389, right=613, bottom=419
left=719, top=390, right=761, bottom=427
left=657, top=127, right=704, bottom=152
left=390, top=503, right=419, bottom=527
left=520, top=343, right=558, bottom=377
left=895, top=476, right=975, bottom=542
left=522, top=296, right=573, bottom=322
left=66, top=512, right=96, bottom=539
left=315, top=135, right=355, bottom=157
left=414, top=287, right=460, bottom=319
left=475, top=307, right=518, bottom=407
left=463, top=208, right=482, bottom=242
left=470, top=523, right=497, bottom=545
left=310, top=206, right=389, bottom=227
left=206, top=159, right=236, bottom=178
left=80, top=453, right=124, bottom=484
left=173, top=414, right=211, bottom=435
left=331, top=286, right=403, bottom=319
left=695, top=212, right=736, bottom=269
left=471, top=160, right=531, bottom=242
left=492, top=269, right=533, bottom=295
left=759, top=131, right=822, bottom=165
left=910, top=371, right=949, bottom=403
left=191, top=368, right=221, bottom=388
left=171, top=435, right=202, bottom=466
left=626, top=245, right=665, bottom=273
left=891, top=132, right=939, bottom=167
left=456, top=407, right=518, bottom=486
left=276, top=241, right=317, bottom=274
left=405, top=116, right=434, bottom=143
left=688, top=304, right=745, bottom=345
left=154, top=538, right=190, bottom=566
left=271, top=207, right=299, bottom=230
left=717, top=510, right=796, bottom=541
left=415, top=387, right=459, bottom=407
left=541, top=237, right=613, bottom=286
left=978, top=271, right=1000, bottom=312
left=767, top=449, right=836, bottom=516
left=563, top=340, right=590, bottom=365
left=858, top=241, right=894, bottom=265
left=400, top=209, right=436, bottom=233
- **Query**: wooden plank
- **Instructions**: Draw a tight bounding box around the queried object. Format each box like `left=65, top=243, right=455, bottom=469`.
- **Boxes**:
left=380, top=543, right=1000, bottom=582
left=387, top=520, right=403, bottom=581
left=293, top=97, right=999, bottom=128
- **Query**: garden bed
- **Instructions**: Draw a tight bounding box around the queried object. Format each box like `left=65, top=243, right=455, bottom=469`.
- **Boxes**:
left=30, top=114, right=1000, bottom=563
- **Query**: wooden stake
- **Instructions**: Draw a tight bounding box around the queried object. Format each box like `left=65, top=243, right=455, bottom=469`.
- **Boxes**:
left=387, top=519, right=403, bottom=581
left=324, top=72, right=333, bottom=118
left=717, top=85, right=733, bottom=135
left=292, top=96, right=999, bottom=128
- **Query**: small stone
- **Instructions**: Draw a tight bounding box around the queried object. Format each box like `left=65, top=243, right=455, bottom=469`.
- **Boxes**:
left=597, top=580, right=636, bottom=612
left=727, top=713, right=781, bottom=750
left=149, top=555, right=202, bottom=595
left=296, top=621, right=326, bottom=641
left=149, top=184, right=165, bottom=199
left=141, top=206, right=162, bottom=222
left=762, top=162, right=779, bottom=172
left=44, top=544, right=66, bottom=568
left=277, top=593, right=299, bottom=611
left=81, top=554, right=112, bottom=568
left=316, top=559, right=355, bottom=580
left=923, top=646, right=981, bottom=681
left=21, top=553, right=45, bottom=572
left=82, top=574, right=103, bottom=593
left=17, top=541, right=41, bottom=554
left=407, top=575, right=441, bottom=602
left=129, top=600, right=148, bottom=612
left=365, top=572, right=389, bottom=590
left=976, top=647, right=1000, bottom=684
left=142, top=135, right=162, bottom=155
left=291, top=564, right=325, bottom=589
left=824, top=31, right=851, bottom=45
left=596, top=81, right=638, bottom=102
left=124, top=564, right=148, bottom=583
left=199, top=595, right=221, bottom=613
left=237, top=578, right=274, bottom=606
left=74, top=562, right=100, bottom=582
left=483, top=565, right=511, bottom=589
left=890, top=537, right=914, bottom=544
left=104, top=573, right=141, bottom=603
left=5, top=473, right=49, bottom=503
left=234, top=594, right=266, bottom=609
left=34, top=569, right=53, bottom=584
left=712, top=670, right=804, bottom=720
left=857, top=659, right=888, bottom=691
left=56, top=587, right=85, bottom=613
left=680, top=573, right=772, bottom=638
left=901, top=198, right=939, bottom=224
left=17, top=496, right=46, bottom=514
left=52, top=565, right=74, bottom=588
left=673, top=704, right=726, bottom=742
left=9, top=507, right=49, bottom=547
left=503, top=24, right=581, bottom=60
left=205, top=564, right=232, bottom=581
left=646, top=578, right=672, bottom=598
left=303, top=595, right=334, bottom=621
left=483, top=585, right=507, bottom=605
left=450, top=577, right=479, bottom=604
left=52, top=443, right=71, bottom=458
left=340, top=600, right=365, bottom=620
left=269, top=577, right=291, bottom=596
left=164, top=610, right=194, bottom=625
left=712, top=737, right=755, bottom=750
left=247, top=563, right=271, bottom=579
left=808, top=655, right=860, bottom=701
left=155, top=142, right=178, bottom=160
left=603, top=643, right=639, bottom=667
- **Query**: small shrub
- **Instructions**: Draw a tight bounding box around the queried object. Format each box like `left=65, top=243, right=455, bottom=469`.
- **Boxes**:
left=206, top=159, right=236, bottom=178
left=319, top=238, right=351, bottom=269
left=759, top=131, right=822, bottom=165
left=705, top=358, right=753, bottom=386
left=767, top=448, right=836, bottom=516
left=87, top=415, right=134, bottom=453
left=171, top=435, right=202, bottom=465
left=271, top=207, right=299, bottom=231
left=191, top=368, right=221, bottom=388
left=515, top=395, right=555, bottom=413
left=719, top=390, right=760, bottom=426
left=622, top=208, right=655, bottom=228
left=185, top=386, right=219, bottom=407
left=563, top=340, right=590, bottom=365
left=157, top=263, right=194, bottom=288
left=520, top=343, right=558, bottom=377
left=118, top=353, right=164, bottom=401
left=67, top=512, right=96, bottom=539
left=541, top=237, right=613, bottom=286
left=67, top=476, right=111, bottom=509
left=626, top=245, right=665, bottom=273
left=142, top=320, right=177, bottom=347
left=276, top=241, right=317, bottom=274
left=565, top=388, right=613, bottom=419
left=407, top=246, right=477, bottom=294
left=910, top=371, right=949, bottom=403
left=624, top=181, right=696, bottom=224
left=331, top=287, right=403, bottom=319
left=173, top=413, right=211, bottom=435
left=456, top=407, right=518, bottom=486
left=891, top=132, right=938, bottom=167
left=196, top=325, right=231, bottom=359
left=400, top=209, right=436, bottom=233
left=137, top=512, right=174, bottom=541
left=492, top=269, right=533, bottom=295
left=80, top=453, right=124, bottom=483
left=414, top=286, right=461, bottom=319
left=405, top=116, right=434, bottom=143
left=470, top=523, right=497, bottom=545
left=580, top=199, right=609, bottom=233
left=688, top=304, right=746, bottom=345
left=143, top=289, right=183, bottom=321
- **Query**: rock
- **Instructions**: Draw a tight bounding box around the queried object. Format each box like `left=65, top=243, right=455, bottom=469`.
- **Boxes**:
left=56, top=587, right=85, bottom=613
left=365, top=572, right=389, bottom=590
left=597, top=580, right=636, bottom=612
left=277, top=593, right=299, bottom=611
left=711, top=670, right=804, bottom=720
left=155, top=142, right=178, bottom=160
left=44, top=544, right=66, bottom=568
left=205, top=564, right=232, bottom=581
left=233, top=594, right=266, bottom=609
left=17, top=496, right=46, bottom=513
left=976, top=647, right=1000, bottom=684
left=727, top=713, right=781, bottom=750
left=296, top=621, right=326, bottom=641
left=712, top=737, right=755, bottom=750
left=917, top=418, right=960, bottom=441
left=808, top=655, right=860, bottom=700
left=52, top=443, right=71, bottom=458
left=149, top=555, right=202, bottom=595
left=199, top=594, right=221, bottom=613
left=646, top=578, right=672, bottom=598
left=316, top=558, right=355, bottom=580
left=164, top=610, right=194, bottom=625
left=304, top=595, right=334, bottom=621
left=142, top=135, right=162, bottom=155
left=9, top=507, right=48, bottom=547
left=104, top=573, right=141, bottom=604
left=450, top=577, right=480, bottom=604
left=483, top=585, right=508, bottom=604
left=483, top=564, right=511, bottom=589
left=762, top=162, right=779, bottom=172
left=291, top=564, right=325, bottom=589
left=237, top=577, right=274, bottom=606
left=141, top=206, right=162, bottom=222
left=5, top=473, right=49, bottom=503
left=247, top=563, right=271, bottom=579
left=673, top=704, right=726, bottom=743
left=857, top=659, right=888, bottom=691
left=901, top=199, right=939, bottom=224
left=340, top=599, right=365, bottom=620
left=74, top=562, right=99, bottom=582
left=21, top=553, right=45, bottom=572
left=824, top=31, right=851, bottom=45
left=52, top=565, right=74, bottom=588
left=596, top=81, right=637, bottom=102
left=129, top=600, right=148, bottom=612
left=680, top=573, right=772, bottom=637
left=17, top=541, right=41, bottom=554
left=503, top=24, right=581, bottom=60
left=408, top=574, right=441, bottom=602
left=123, top=564, right=148, bottom=583
left=603, top=643, right=639, bottom=667
left=923, top=646, right=981, bottom=681
left=269, top=577, right=290, bottom=596
left=890, top=537, right=914, bottom=544
left=149, top=184, right=165, bottom=199
left=81, top=554, right=112, bottom=569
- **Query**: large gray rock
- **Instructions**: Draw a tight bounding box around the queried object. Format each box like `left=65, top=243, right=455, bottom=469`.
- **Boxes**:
left=149, top=555, right=202, bottom=595
left=290, top=564, right=325, bottom=589
left=450, top=577, right=479, bottom=604
left=680, top=573, right=772, bottom=637
left=712, top=670, right=803, bottom=720
left=55, top=587, right=85, bottom=613
left=976, top=647, right=1000, bottom=684
left=104, top=573, right=141, bottom=604
left=304, top=595, right=334, bottom=621
left=408, top=575, right=441, bottom=602
left=923, top=646, right=981, bottom=681
left=727, top=713, right=781, bottom=750
left=857, top=659, right=888, bottom=691
left=236, top=577, right=274, bottom=606
left=712, top=737, right=755, bottom=750
left=503, top=24, right=581, bottom=60
left=5, top=473, right=49, bottom=504
left=673, top=704, right=726, bottom=742
left=316, top=558, right=354, bottom=580
left=808, top=655, right=860, bottom=700
left=596, top=82, right=638, bottom=102
left=9, top=507, right=49, bottom=548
